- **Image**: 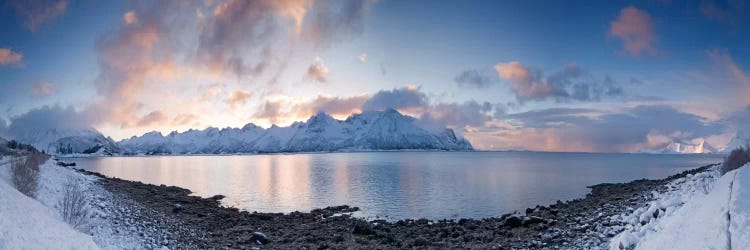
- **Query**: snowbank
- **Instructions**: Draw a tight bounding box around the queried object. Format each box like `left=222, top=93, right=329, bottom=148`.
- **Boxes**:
left=0, top=166, right=98, bottom=249
left=610, top=164, right=750, bottom=249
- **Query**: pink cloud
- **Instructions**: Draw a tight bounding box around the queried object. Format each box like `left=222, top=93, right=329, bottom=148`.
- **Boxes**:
left=609, top=6, right=657, bottom=56
left=494, top=61, right=554, bottom=100
left=0, top=48, right=23, bottom=65
left=304, top=57, right=329, bottom=83
left=226, top=90, right=252, bottom=108
left=30, top=81, right=54, bottom=96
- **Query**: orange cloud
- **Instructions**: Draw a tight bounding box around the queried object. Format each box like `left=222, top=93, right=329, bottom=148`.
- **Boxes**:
left=172, top=113, right=199, bottom=126
left=609, top=6, right=657, bottom=56
left=226, top=90, right=252, bottom=108
left=135, top=110, right=168, bottom=127
left=0, top=48, right=23, bottom=65
left=494, top=61, right=553, bottom=99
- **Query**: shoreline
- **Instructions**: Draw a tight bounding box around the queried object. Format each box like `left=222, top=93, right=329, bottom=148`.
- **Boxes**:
left=67, top=162, right=720, bottom=249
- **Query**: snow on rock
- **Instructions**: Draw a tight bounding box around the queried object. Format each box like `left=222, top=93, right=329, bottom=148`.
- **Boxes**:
left=119, top=109, right=474, bottom=154
left=609, top=164, right=750, bottom=250
left=0, top=162, right=98, bottom=249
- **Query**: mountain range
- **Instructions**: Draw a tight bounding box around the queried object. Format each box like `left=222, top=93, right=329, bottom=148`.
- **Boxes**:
left=3, top=109, right=473, bottom=155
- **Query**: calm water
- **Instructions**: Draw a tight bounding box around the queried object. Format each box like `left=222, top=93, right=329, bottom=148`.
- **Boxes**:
left=72, top=152, right=722, bottom=220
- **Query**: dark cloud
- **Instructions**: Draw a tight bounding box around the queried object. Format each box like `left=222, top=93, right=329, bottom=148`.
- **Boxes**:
left=304, top=0, right=374, bottom=47
left=495, top=62, right=625, bottom=103
left=701, top=0, right=746, bottom=26
left=195, top=0, right=284, bottom=77
left=500, top=105, right=725, bottom=152
left=418, top=101, right=494, bottom=131
left=455, top=69, right=494, bottom=88
left=6, top=0, right=67, bottom=32
left=362, top=86, right=429, bottom=111
left=4, top=105, right=96, bottom=137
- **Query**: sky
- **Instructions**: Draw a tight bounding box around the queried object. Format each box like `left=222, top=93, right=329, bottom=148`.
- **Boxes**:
left=0, top=0, right=749, bottom=152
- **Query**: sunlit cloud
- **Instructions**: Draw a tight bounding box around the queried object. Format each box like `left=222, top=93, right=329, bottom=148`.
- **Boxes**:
left=609, top=6, right=657, bottom=56
left=494, top=62, right=623, bottom=103
left=0, top=48, right=23, bottom=65
left=226, top=90, right=252, bottom=108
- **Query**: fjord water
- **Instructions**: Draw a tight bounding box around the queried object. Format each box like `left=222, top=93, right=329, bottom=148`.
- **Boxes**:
left=73, top=152, right=722, bottom=220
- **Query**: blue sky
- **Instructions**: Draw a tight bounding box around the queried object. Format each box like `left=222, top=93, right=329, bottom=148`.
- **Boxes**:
left=0, top=0, right=749, bottom=152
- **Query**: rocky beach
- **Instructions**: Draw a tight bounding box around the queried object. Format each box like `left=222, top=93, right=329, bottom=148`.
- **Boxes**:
left=65, top=162, right=719, bottom=249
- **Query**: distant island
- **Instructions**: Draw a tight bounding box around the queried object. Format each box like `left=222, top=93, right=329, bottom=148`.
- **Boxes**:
left=4, top=109, right=473, bottom=156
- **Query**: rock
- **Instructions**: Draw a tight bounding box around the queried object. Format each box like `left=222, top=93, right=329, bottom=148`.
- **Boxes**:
left=542, top=233, right=554, bottom=243
left=352, top=220, right=374, bottom=235
left=525, top=208, right=535, bottom=214
left=503, top=215, right=523, bottom=228
left=523, top=216, right=545, bottom=226
left=250, top=232, right=269, bottom=245
left=172, top=204, right=183, bottom=213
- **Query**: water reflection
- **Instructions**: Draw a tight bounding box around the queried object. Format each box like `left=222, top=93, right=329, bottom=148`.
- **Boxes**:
left=72, top=152, right=722, bottom=220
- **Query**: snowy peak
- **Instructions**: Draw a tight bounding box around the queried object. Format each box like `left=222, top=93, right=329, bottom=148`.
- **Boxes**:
left=5, top=127, right=121, bottom=155
left=119, top=110, right=474, bottom=154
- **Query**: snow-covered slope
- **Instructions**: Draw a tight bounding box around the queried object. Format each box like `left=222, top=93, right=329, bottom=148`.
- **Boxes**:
left=5, top=128, right=121, bottom=155
left=610, top=164, right=750, bottom=249
left=119, top=109, right=473, bottom=154
left=0, top=163, right=98, bottom=249
left=639, top=139, right=716, bottom=154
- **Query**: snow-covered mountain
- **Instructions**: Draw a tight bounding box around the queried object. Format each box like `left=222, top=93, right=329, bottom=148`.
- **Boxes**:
left=639, top=139, right=717, bottom=154
left=4, top=128, right=121, bottom=155
left=119, top=109, right=474, bottom=155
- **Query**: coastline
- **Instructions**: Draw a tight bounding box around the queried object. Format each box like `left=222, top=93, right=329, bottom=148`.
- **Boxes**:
left=67, top=162, right=720, bottom=249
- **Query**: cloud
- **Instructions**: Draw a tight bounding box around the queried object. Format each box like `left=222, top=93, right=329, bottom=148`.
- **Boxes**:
left=358, top=53, right=367, bottom=63
left=4, top=105, right=96, bottom=137
left=0, top=48, right=23, bottom=65
left=6, top=0, right=67, bottom=32
left=253, top=100, right=285, bottom=124
left=304, top=57, right=329, bottom=83
left=296, top=95, right=368, bottom=116
left=304, top=0, right=375, bottom=47
left=201, top=83, right=225, bottom=101
left=455, top=69, right=494, bottom=88
left=494, top=62, right=623, bottom=103
left=609, top=6, right=657, bottom=56
left=701, top=0, right=745, bottom=25
left=123, top=11, right=137, bottom=25
left=194, top=0, right=298, bottom=77
left=418, top=101, right=495, bottom=132
left=226, top=90, right=252, bottom=108
left=496, top=105, right=724, bottom=152
left=172, top=113, right=199, bottom=126
left=706, top=48, right=750, bottom=108
left=135, top=110, right=168, bottom=127
left=362, top=86, right=428, bottom=111
left=30, top=81, right=54, bottom=97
